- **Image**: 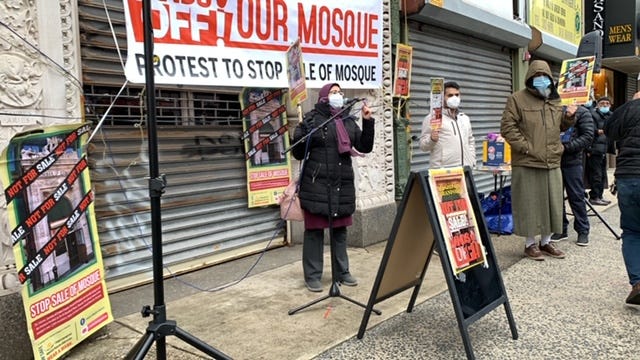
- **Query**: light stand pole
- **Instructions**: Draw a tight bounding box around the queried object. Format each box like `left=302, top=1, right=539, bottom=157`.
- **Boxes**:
left=125, top=1, right=230, bottom=359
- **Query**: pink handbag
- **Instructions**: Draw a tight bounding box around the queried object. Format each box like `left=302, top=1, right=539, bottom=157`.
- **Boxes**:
left=277, top=180, right=304, bottom=221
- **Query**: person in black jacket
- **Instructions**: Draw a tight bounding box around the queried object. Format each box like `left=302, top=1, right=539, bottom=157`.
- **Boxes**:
left=551, top=106, right=595, bottom=246
left=291, top=83, right=374, bottom=292
left=586, top=96, right=613, bottom=205
left=603, top=91, right=640, bottom=309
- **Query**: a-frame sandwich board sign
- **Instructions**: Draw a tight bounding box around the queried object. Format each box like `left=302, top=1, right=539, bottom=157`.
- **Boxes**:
left=357, top=168, right=518, bottom=360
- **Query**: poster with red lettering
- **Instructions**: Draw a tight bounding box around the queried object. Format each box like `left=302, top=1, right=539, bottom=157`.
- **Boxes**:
left=122, top=1, right=383, bottom=89
left=240, top=88, right=292, bottom=207
left=428, top=167, right=487, bottom=275
left=430, top=77, right=444, bottom=130
left=0, top=124, right=113, bottom=360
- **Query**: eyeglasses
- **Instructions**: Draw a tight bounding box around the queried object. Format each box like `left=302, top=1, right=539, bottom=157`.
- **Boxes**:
left=329, top=90, right=344, bottom=96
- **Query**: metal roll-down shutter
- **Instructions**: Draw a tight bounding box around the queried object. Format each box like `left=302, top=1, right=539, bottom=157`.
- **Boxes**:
left=407, top=22, right=514, bottom=194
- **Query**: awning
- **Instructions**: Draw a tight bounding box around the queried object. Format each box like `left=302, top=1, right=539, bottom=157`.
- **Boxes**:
left=409, top=1, right=530, bottom=49
left=601, top=56, right=640, bottom=74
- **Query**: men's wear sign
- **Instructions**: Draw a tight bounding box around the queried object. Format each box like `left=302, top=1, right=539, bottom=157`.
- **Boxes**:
left=1, top=124, right=113, bottom=360
left=122, top=0, right=383, bottom=89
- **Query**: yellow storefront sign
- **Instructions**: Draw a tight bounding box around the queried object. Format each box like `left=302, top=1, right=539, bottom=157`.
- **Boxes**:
left=529, top=0, right=582, bottom=45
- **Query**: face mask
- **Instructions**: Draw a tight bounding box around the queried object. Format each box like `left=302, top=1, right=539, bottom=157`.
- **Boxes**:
left=584, top=100, right=593, bottom=107
left=328, top=93, right=344, bottom=108
left=532, top=75, right=551, bottom=90
left=446, top=96, right=461, bottom=109
left=599, top=106, right=610, bottom=114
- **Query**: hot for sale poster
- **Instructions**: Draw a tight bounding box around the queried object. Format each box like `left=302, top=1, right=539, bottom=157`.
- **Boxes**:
left=0, top=124, right=113, bottom=360
left=428, top=167, right=487, bottom=275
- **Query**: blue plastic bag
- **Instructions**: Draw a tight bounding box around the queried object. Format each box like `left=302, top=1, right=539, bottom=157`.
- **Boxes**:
left=480, top=186, right=513, bottom=234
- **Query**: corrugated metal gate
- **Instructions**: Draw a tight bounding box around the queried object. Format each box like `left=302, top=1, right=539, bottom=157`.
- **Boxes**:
left=79, top=0, right=285, bottom=290
left=407, top=23, right=514, bottom=194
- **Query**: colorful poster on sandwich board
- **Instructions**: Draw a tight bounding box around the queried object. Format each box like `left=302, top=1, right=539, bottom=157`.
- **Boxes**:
left=0, top=123, right=113, bottom=360
left=428, top=167, right=487, bottom=275
left=240, top=88, right=292, bottom=207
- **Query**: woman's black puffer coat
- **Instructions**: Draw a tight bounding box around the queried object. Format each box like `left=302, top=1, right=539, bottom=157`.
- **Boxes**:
left=291, top=102, right=374, bottom=218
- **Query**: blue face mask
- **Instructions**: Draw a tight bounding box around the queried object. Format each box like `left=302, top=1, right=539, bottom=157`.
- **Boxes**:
left=599, top=106, right=610, bottom=114
left=584, top=100, right=593, bottom=108
left=532, top=75, right=551, bottom=89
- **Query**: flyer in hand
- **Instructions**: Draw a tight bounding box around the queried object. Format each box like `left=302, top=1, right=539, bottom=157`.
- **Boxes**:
left=558, top=56, right=595, bottom=106
left=430, top=77, right=444, bottom=130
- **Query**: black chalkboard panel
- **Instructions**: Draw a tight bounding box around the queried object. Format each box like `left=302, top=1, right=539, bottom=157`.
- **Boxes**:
left=358, top=168, right=518, bottom=360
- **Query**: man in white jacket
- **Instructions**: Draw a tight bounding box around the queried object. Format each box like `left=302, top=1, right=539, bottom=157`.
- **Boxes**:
left=419, top=81, right=476, bottom=168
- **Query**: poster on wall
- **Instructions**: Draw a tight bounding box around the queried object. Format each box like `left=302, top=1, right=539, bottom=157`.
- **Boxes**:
left=558, top=56, right=595, bottom=105
left=393, top=44, right=413, bottom=97
left=0, top=124, right=113, bottom=360
left=122, top=0, right=383, bottom=89
left=427, top=167, right=487, bottom=275
left=286, top=39, right=308, bottom=106
left=240, top=88, right=292, bottom=208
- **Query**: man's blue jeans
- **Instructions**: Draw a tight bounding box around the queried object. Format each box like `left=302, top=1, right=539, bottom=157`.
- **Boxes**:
left=561, top=165, right=589, bottom=234
left=616, top=178, right=640, bottom=286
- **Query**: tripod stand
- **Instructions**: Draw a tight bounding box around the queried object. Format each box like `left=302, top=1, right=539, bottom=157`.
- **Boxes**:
left=583, top=195, right=621, bottom=239
left=126, top=2, right=230, bottom=359
left=285, top=99, right=381, bottom=316
left=565, top=194, right=621, bottom=240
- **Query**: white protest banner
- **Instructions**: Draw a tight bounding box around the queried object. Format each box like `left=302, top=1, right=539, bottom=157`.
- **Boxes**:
left=122, top=0, right=383, bottom=89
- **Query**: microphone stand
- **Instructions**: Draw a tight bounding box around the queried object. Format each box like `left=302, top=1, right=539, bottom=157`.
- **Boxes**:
left=284, top=99, right=381, bottom=316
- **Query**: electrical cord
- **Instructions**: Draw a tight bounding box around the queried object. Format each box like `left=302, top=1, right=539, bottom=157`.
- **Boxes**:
left=0, top=19, right=83, bottom=91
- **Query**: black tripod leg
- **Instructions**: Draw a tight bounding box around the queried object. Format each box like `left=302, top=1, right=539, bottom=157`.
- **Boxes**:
left=337, top=294, right=382, bottom=315
left=288, top=294, right=331, bottom=315
left=126, top=331, right=155, bottom=360
left=585, top=200, right=621, bottom=239
left=174, top=326, right=232, bottom=360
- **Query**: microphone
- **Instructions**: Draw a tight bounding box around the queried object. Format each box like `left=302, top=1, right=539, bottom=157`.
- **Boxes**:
left=343, top=97, right=365, bottom=106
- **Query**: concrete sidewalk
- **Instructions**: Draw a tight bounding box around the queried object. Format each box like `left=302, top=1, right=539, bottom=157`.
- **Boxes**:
left=66, top=197, right=638, bottom=359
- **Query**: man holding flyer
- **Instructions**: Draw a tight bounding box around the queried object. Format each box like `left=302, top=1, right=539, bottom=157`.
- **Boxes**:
left=419, top=81, right=476, bottom=168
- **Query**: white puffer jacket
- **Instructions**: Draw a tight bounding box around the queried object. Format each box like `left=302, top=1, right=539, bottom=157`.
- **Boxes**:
left=419, top=110, right=476, bottom=168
